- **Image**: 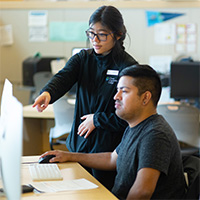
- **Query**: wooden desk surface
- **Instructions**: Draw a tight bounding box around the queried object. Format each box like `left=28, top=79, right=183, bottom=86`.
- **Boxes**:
left=23, top=98, right=75, bottom=119
left=20, top=156, right=118, bottom=200
left=23, top=105, right=54, bottom=119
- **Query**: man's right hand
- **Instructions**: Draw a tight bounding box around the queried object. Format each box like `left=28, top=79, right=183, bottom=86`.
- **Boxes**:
left=32, top=91, right=51, bottom=112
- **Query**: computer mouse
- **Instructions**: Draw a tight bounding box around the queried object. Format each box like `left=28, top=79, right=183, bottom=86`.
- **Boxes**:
left=38, top=155, right=56, bottom=164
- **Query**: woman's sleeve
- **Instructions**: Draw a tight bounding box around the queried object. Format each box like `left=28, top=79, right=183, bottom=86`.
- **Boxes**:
left=93, top=112, right=128, bottom=132
left=40, top=53, right=81, bottom=103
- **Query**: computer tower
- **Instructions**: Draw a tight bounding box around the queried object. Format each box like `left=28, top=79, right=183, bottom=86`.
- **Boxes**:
left=22, top=57, right=62, bottom=86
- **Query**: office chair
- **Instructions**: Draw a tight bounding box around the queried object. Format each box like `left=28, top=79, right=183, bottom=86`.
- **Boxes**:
left=49, top=95, right=75, bottom=150
left=31, top=71, right=53, bottom=103
left=182, top=155, right=200, bottom=199
left=157, top=103, right=200, bottom=156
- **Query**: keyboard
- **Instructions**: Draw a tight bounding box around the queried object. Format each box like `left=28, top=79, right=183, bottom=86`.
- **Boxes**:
left=29, top=164, right=63, bottom=181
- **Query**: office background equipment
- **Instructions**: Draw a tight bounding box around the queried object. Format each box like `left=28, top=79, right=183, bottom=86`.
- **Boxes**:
left=183, top=155, right=200, bottom=199
left=0, top=79, right=23, bottom=200
left=22, top=104, right=55, bottom=155
left=157, top=103, right=200, bottom=157
left=49, top=95, right=75, bottom=150
left=50, top=58, right=66, bottom=75
left=31, top=71, right=53, bottom=103
left=22, top=56, right=62, bottom=87
left=38, top=154, right=56, bottom=164
left=170, top=61, right=200, bottom=107
left=72, top=47, right=88, bottom=56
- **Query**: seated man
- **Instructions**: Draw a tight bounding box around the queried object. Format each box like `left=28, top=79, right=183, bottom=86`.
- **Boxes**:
left=40, top=64, right=186, bottom=199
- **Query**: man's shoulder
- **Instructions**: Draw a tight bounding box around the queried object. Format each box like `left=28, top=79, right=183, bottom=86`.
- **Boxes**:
left=144, top=114, right=171, bottom=130
left=135, top=114, right=174, bottom=140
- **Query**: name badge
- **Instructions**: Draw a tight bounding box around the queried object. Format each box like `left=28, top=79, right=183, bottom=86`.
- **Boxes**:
left=107, top=70, right=119, bottom=76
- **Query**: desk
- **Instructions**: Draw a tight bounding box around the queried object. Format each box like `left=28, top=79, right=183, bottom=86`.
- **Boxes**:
left=2, top=156, right=118, bottom=200
left=23, top=104, right=54, bottom=119
left=23, top=99, right=75, bottom=155
left=23, top=105, right=55, bottom=155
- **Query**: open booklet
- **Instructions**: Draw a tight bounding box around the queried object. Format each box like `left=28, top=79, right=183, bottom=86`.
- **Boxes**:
left=30, top=178, right=98, bottom=193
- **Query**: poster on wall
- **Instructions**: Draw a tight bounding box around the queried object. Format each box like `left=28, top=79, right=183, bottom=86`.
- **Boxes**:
left=49, top=21, right=88, bottom=42
left=0, top=25, right=13, bottom=46
left=28, top=10, right=48, bottom=42
left=175, top=23, right=197, bottom=53
left=153, top=23, right=197, bottom=54
left=154, top=23, right=176, bottom=45
left=146, top=11, right=184, bottom=27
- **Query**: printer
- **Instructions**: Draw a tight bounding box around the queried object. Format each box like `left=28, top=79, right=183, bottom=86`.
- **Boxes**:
left=22, top=56, right=64, bottom=86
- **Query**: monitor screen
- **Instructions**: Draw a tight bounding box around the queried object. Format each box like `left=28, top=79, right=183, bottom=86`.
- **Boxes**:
left=170, top=61, right=200, bottom=99
left=0, top=79, right=23, bottom=200
left=72, top=47, right=89, bottom=56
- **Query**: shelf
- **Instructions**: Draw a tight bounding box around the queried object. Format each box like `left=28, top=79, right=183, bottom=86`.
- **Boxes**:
left=0, top=1, right=200, bottom=10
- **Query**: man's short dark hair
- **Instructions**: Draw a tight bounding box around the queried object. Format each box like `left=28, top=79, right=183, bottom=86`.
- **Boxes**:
left=119, top=64, right=162, bottom=106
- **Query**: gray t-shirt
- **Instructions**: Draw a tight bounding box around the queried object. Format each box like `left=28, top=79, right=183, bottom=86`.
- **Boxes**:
left=112, top=114, right=186, bottom=199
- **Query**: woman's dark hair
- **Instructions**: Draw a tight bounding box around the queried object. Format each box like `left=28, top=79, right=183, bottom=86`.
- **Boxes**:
left=119, top=64, right=162, bottom=107
left=89, top=5, right=127, bottom=52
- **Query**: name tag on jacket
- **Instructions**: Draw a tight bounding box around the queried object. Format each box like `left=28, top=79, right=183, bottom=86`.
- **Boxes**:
left=106, top=70, right=119, bottom=76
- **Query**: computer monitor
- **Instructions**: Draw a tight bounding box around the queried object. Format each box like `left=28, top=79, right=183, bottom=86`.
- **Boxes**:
left=0, top=79, right=23, bottom=200
left=170, top=61, right=200, bottom=100
left=72, top=47, right=87, bottom=56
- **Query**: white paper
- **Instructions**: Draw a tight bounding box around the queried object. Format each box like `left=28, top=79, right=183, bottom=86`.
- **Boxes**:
left=0, top=25, right=13, bottom=46
left=149, top=55, right=172, bottom=74
left=177, top=24, right=185, bottom=34
left=28, top=10, right=48, bottom=27
left=29, top=26, right=48, bottom=42
left=187, top=34, right=196, bottom=43
left=175, top=23, right=197, bottom=53
left=31, top=178, right=98, bottom=193
left=28, top=10, right=48, bottom=42
left=51, top=59, right=66, bottom=74
left=154, top=23, right=176, bottom=45
left=186, top=23, right=196, bottom=33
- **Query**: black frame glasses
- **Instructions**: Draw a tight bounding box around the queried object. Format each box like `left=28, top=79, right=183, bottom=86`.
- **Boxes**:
left=85, top=30, right=113, bottom=42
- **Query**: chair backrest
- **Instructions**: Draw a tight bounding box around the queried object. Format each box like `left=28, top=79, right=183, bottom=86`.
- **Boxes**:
left=182, top=155, right=200, bottom=199
left=157, top=103, right=200, bottom=148
left=51, top=95, right=75, bottom=139
left=32, top=71, right=53, bottom=102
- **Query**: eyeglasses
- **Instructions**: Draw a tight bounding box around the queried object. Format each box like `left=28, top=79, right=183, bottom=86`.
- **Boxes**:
left=85, top=30, right=113, bottom=41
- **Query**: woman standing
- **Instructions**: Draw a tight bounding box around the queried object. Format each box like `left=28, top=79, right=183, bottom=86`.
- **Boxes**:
left=33, top=5, right=138, bottom=190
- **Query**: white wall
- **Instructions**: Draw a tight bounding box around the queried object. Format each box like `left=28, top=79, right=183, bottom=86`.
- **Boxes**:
left=0, top=6, right=199, bottom=104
